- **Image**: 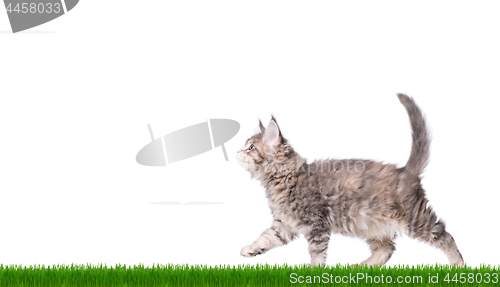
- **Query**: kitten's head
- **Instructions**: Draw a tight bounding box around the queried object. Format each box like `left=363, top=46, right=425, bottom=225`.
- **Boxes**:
left=236, top=116, right=297, bottom=178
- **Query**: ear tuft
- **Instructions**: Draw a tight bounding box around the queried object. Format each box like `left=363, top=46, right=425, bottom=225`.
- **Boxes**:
left=270, top=114, right=278, bottom=125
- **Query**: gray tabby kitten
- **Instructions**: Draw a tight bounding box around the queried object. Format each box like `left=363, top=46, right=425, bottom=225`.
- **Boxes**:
left=236, top=94, right=464, bottom=267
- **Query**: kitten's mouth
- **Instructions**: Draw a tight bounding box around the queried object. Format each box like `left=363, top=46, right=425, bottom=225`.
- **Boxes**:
left=236, top=155, right=252, bottom=170
left=236, top=156, right=247, bottom=166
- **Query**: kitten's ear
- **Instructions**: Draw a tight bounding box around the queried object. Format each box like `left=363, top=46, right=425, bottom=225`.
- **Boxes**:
left=258, top=119, right=266, bottom=133
left=270, top=115, right=278, bottom=125
left=263, top=119, right=281, bottom=147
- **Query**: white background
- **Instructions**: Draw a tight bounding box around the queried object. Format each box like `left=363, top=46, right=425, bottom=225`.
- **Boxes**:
left=1, top=1, right=499, bottom=268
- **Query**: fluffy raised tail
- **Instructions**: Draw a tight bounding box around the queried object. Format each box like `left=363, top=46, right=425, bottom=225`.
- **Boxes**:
left=397, top=93, right=430, bottom=177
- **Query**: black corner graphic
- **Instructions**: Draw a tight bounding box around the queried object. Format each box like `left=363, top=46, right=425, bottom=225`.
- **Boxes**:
left=3, top=0, right=79, bottom=33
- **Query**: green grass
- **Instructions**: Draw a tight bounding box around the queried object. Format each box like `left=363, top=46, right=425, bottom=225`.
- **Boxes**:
left=0, top=264, right=498, bottom=287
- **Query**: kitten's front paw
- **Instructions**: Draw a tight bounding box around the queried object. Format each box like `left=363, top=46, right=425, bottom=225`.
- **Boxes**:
left=240, top=245, right=263, bottom=257
left=454, top=259, right=465, bottom=268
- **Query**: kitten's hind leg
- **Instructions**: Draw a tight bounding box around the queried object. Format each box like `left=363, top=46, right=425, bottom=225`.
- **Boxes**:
left=240, top=219, right=297, bottom=258
left=411, top=219, right=464, bottom=266
left=405, top=194, right=464, bottom=266
left=356, top=236, right=396, bottom=267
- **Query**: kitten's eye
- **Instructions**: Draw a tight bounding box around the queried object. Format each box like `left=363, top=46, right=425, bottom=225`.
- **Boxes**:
left=247, top=144, right=255, bottom=151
